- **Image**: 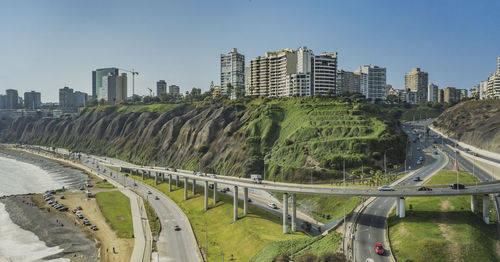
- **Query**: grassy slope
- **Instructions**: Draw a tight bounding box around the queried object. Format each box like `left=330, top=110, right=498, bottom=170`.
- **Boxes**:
left=95, top=191, right=134, bottom=238
left=84, top=103, right=179, bottom=115
left=95, top=181, right=115, bottom=188
left=127, top=174, right=307, bottom=261
left=388, top=170, right=499, bottom=262
left=251, top=231, right=342, bottom=261
left=143, top=199, right=160, bottom=237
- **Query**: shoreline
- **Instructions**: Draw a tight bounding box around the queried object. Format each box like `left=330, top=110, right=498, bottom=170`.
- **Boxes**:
left=0, top=194, right=98, bottom=261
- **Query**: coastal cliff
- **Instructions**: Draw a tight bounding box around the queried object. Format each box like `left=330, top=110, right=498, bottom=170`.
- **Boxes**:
left=1, top=98, right=407, bottom=182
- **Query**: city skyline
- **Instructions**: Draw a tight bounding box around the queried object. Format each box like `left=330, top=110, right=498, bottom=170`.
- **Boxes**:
left=0, top=1, right=499, bottom=102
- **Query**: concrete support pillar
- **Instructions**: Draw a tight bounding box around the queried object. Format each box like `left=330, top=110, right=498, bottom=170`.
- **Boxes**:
left=213, top=182, right=218, bottom=206
left=243, top=187, right=248, bottom=216
left=148, top=171, right=151, bottom=178
left=483, top=194, right=490, bottom=224
left=184, top=177, right=188, bottom=201
left=193, top=179, right=197, bottom=195
left=396, top=197, right=400, bottom=217
left=155, top=172, right=158, bottom=185
left=291, top=194, right=296, bottom=232
left=161, top=173, right=165, bottom=182
left=141, top=171, right=144, bottom=180
left=176, top=175, right=179, bottom=188
left=204, top=181, right=209, bottom=211
left=233, top=186, right=239, bottom=222
left=399, top=197, right=405, bottom=218
left=471, top=195, right=478, bottom=214
left=168, top=174, right=172, bottom=192
left=283, top=193, right=289, bottom=234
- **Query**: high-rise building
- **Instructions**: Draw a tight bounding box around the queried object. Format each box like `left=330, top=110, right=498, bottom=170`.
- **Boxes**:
left=313, top=52, right=338, bottom=96
left=157, top=80, right=167, bottom=97
left=337, top=70, right=361, bottom=94
left=437, top=89, right=444, bottom=103
left=221, top=48, right=245, bottom=98
left=470, top=85, right=480, bottom=100
left=443, top=87, right=460, bottom=103
left=59, top=86, right=75, bottom=108
left=356, top=65, right=387, bottom=101
left=250, top=48, right=297, bottom=97
left=485, top=56, right=500, bottom=99
left=24, top=91, right=41, bottom=109
left=169, top=85, right=180, bottom=95
left=74, top=91, right=88, bottom=107
left=100, top=73, right=127, bottom=105
left=480, top=81, right=488, bottom=100
left=244, top=66, right=251, bottom=95
left=92, top=68, right=119, bottom=99
left=459, top=89, right=468, bottom=100
left=405, top=68, right=428, bottom=103
left=6, top=89, right=19, bottom=109
left=427, top=83, right=438, bottom=102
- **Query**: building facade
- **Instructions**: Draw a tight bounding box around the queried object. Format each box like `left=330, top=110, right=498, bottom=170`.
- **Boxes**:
left=427, top=83, right=438, bottom=102
left=24, top=91, right=41, bottom=109
left=404, top=68, right=428, bottom=103
left=437, top=89, right=444, bottom=103
left=169, top=85, right=180, bottom=95
left=443, top=87, right=460, bottom=103
left=100, top=73, right=127, bottom=105
left=356, top=65, right=387, bottom=101
left=221, top=48, right=245, bottom=98
left=485, top=56, right=500, bottom=99
left=59, top=86, right=75, bottom=108
left=313, top=52, right=338, bottom=96
left=337, top=70, right=361, bottom=94
left=157, top=80, right=167, bottom=97
left=93, top=68, right=119, bottom=99
left=74, top=91, right=88, bottom=107
left=6, top=89, right=20, bottom=109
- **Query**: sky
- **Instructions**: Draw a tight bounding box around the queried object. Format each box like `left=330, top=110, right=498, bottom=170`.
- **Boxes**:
left=0, top=0, right=499, bottom=102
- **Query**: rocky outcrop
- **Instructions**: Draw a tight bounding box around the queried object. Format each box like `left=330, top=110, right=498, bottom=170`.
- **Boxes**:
left=432, top=100, right=500, bottom=153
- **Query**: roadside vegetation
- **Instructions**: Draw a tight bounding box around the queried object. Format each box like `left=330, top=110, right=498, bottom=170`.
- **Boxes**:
left=251, top=231, right=343, bottom=261
left=95, top=191, right=134, bottom=238
left=388, top=170, right=500, bottom=262
left=95, top=181, right=115, bottom=188
left=125, top=173, right=311, bottom=262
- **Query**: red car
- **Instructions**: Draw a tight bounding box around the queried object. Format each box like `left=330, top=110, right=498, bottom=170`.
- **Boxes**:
left=374, top=242, right=384, bottom=255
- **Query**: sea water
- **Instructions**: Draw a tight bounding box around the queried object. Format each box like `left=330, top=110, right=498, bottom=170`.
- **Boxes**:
left=0, top=154, right=86, bottom=261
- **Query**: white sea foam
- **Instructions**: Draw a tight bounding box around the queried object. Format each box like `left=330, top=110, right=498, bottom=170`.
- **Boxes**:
left=0, top=156, right=72, bottom=261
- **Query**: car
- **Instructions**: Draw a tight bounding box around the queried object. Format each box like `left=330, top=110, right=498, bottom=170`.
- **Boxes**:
left=155, top=196, right=159, bottom=200
left=169, top=168, right=177, bottom=172
left=248, top=198, right=252, bottom=203
left=174, top=225, right=181, bottom=231
left=210, top=174, right=217, bottom=179
left=374, top=242, right=384, bottom=255
left=133, top=183, right=138, bottom=186
left=84, top=221, right=91, bottom=226
left=434, top=151, right=438, bottom=155
left=450, top=183, right=465, bottom=190
left=413, top=177, right=422, bottom=182
left=77, top=214, right=84, bottom=219
left=91, top=225, right=99, bottom=231
left=147, top=190, right=152, bottom=194
left=48, top=200, right=55, bottom=204
left=59, top=207, right=68, bottom=211
left=76, top=206, right=82, bottom=210
left=268, top=203, right=278, bottom=209
left=378, top=186, right=395, bottom=191
left=417, top=147, right=421, bottom=151
left=417, top=186, right=432, bottom=191
left=60, top=195, right=65, bottom=199
left=416, top=160, right=422, bottom=165
left=72, top=208, right=77, bottom=213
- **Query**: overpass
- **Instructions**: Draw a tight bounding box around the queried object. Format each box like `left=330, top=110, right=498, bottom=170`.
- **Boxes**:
left=109, top=162, right=500, bottom=234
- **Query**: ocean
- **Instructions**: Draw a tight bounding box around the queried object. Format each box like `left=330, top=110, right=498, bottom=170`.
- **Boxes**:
left=0, top=152, right=88, bottom=262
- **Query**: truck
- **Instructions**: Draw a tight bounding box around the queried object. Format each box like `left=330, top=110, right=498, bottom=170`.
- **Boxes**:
left=251, top=174, right=262, bottom=184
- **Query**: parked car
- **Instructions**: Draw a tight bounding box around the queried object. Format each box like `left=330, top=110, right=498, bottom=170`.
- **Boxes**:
left=155, top=196, right=159, bottom=200
left=417, top=186, right=432, bottom=191
left=450, top=183, right=465, bottom=190
left=174, top=225, right=181, bottom=231
left=84, top=221, right=91, bottom=226
left=91, top=225, right=99, bottom=231
left=378, top=186, right=395, bottom=191
left=76, top=206, right=82, bottom=210
left=77, top=214, right=84, bottom=219
left=147, top=190, right=152, bottom=194
left=374, top=242, right=384, bottom=255
left=268, top=203, right=278, bottom=209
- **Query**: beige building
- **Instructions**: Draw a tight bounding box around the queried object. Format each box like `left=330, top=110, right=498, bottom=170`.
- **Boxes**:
left=443, top=87, right=460, bottom=103
left=404, top=68, right=428, bottom=103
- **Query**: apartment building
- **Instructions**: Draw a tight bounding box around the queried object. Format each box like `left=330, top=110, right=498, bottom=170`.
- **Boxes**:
left=356, top=65, right=387, bottom=101
left=337, top=70, right=361, bottom=94
left=443, top=87, right=460, bottom=103
left=427, top=83, right=438, bottom=102
left=157, top=80, right=167, bottom=96
left=313, top=52, right=338, bottom=96
left=221, top=48, right=245, bottom=98
left=405, top=68, right=428, bottom=103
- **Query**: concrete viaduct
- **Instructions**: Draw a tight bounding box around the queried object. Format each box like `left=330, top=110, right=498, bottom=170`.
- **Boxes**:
left=118, top=165, right=500, bottom=232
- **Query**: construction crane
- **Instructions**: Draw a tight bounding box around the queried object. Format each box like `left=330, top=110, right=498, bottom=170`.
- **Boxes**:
left=147, top=88, right=153, bottom=97
left=119, top=68, right=139, bottom=96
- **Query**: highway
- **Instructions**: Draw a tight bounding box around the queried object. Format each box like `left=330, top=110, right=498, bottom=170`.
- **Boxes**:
left=81, top=156, right=202, bottom=262
left=353, top=120, right=448, bottom=262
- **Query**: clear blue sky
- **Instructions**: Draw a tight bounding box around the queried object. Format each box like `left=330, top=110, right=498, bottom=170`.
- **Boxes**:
left=1, top=0, right=499, bottom=102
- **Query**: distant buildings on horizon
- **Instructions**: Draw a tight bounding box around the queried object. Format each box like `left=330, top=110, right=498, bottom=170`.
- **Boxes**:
left=470, top=56, right=500, bottom=100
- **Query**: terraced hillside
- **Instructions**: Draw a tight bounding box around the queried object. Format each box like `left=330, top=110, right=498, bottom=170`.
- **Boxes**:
left=1, top=97, right=406, bottom=182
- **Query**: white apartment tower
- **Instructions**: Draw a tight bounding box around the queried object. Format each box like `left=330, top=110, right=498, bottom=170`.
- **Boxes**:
left=356, top=65, right=387, bottom=101
left=427, top=83, right=438, bottom=102
left=221, top=48, right=245, bottom=98
left=486, top=56, right=500, bottom=99
left=101, top=73, right=127, bottom=105
left=313, top=52, right=338, bottom=96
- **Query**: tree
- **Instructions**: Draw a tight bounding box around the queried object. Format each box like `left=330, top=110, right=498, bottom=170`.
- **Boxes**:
left=131, top=94, right=141, bottom=102
left=327, top=88, right=335, bottom=97
left=98, top=99, right=108, bottom=106
left=226, top=83, right=233, bottom=99
left=375, top=170, right=383, bottom=186
left=87, top=98, right=98, bottom=107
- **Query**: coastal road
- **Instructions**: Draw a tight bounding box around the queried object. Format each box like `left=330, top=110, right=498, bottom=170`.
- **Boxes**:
left=82, top=156, right=201, bottom=262
left=353, top=120, right=448, bottom=262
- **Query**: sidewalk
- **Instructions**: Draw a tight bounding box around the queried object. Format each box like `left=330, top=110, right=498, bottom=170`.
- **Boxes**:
left=13, top=147, right=152, bottom=262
